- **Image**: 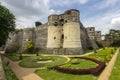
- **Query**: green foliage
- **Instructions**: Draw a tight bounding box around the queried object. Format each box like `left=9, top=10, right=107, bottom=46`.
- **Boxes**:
left=96, top=41, right=103, bottom=48
left=105, top=29, right=120, bottom=47
left=19, top=56, right=67, bottom=68
left=61, top=58, right=98, bottom=69
left=19, top=53, right=23, bottom=60
left=94, top=49, right=97, bottom=53
left=2, top=60, right=18, bottom=80
left=88, top=46, right=93, bottom=50
left=87, top=47, right=116, bottom=62
left=33, top=47, right=40, bottom=56
left=109, top=52, right=120, bottom=80
left=103, top=47, right=105, bottom=50
left=35, top=21, right=42, bottom=27
left=4, top=53, right=20, bottom=61
left=0, top=4, right=15, bottom=46
left=24, top=40, right=34, bottom=53
left=35, top=69, right=97, bottom=80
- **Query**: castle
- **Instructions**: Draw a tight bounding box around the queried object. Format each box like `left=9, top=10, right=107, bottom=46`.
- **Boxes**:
left=5, top=9, right=101, bottom=54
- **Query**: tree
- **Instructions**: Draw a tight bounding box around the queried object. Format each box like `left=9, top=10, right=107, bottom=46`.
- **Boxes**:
left=105, top=29, right=120, bottom=47
left=35, top=21, right=42, bottom=27
left=0, top=4, right=15, bottom=46
left=24, top=40, right=34, bottom=53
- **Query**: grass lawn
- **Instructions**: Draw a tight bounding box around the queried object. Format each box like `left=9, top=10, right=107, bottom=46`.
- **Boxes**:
left=87, top=47, right=116, bottom=63
left=35, top=69, right=97, bottom=80
left=4, top=47, right=117, bottom=80
left=4, top=53, right=36, bottom=61
left=19, top=56, right=68, bottom=68
left=60, top=58, right=98, bottom=69
left=35, top=47, right=117, bottom=80
left=109, top=52, right=120, bottom=80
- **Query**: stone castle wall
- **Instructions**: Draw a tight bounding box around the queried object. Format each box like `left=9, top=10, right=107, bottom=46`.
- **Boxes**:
left=5, top=9, right=100, bottom=54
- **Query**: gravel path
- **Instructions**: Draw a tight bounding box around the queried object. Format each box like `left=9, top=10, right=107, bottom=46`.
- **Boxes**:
left=3, top=56, right=43, bottom=80
left=98, top=48, right=120, bottom=80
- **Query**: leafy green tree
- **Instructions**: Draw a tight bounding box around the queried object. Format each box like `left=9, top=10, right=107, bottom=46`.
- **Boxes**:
left=33, top=47, right=39, bottom=56
left=105, top=29, right=120, bottom=47
left=35, top=21, right=42, bottom=27
left=96, top=41, right=103, bottom=48
left=24, top=40, right=34, bottom=53
left=0, top=4, right=15, bottom=46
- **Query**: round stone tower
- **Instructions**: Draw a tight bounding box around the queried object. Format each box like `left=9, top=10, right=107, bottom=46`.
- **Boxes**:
left=63, top=9, right=83, bottom=53
left=47, top=14, right=62, bottom=48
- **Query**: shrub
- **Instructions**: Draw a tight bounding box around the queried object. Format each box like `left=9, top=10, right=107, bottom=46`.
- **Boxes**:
left=19, top=53, right=22, bottom=60
left=33, top=47, right=39, bottom=56
left=88, top=46, right=93, bottom=50
left=2, top=59, right=19, bottom=80
left=53, top=57, right=105, bottom=75
left=94, top=50, right=97, bottom=53
left=24, top=40, right=34, bottom=53
left=96, top=41, right=103, bottom=48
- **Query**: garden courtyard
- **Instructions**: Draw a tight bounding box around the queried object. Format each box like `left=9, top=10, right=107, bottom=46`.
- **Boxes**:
left=1, top=47, right=120, bottom=80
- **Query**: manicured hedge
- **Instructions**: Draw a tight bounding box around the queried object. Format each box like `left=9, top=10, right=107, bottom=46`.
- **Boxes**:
left=53, top=57, right=105, bottom=75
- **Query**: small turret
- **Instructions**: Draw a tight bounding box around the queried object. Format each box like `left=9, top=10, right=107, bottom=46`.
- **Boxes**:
left=64, top=9, right=80, bottom=23
left=48, top=14, right=61, bottom=26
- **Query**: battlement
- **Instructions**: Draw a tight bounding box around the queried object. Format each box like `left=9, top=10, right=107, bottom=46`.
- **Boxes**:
left=48, top=9, right=80, bottom=26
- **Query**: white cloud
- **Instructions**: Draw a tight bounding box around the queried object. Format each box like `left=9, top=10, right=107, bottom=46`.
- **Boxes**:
left=83, top=8, right=120, bottom=34
left=111, top=17, right=120, bottom=29
left=49, top=0, right=88, bottom=6
left=0, top=0, right=60, bottom=28
left=78, top=0, right=88, bottom=4
left=93, top=0, right=119, bottom=10
left=0, top=0, right=89, bottom=29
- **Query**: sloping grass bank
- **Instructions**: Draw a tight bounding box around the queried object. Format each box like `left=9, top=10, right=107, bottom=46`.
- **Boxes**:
left=109, top=51, right=120, bottom=80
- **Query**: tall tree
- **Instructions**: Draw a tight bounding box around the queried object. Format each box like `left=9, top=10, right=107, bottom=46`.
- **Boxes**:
left=0, top=4, right=15, bottom=46
left=105, top=29, right=120, bottom=47
left=35, top=21, right=42, bottom=27
left=24, top=40, right=34, bottom=53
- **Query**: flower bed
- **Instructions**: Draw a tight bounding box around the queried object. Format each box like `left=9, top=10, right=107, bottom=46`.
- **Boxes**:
left=53, top=57, right=105, bottom=75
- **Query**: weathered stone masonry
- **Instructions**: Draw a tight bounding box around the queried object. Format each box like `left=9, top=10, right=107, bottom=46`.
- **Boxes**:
left=5, top=9, right=102, bottom=54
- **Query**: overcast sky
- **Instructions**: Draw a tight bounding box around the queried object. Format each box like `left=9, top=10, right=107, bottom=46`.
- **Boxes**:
left=1, top=0, right=120, bottom=34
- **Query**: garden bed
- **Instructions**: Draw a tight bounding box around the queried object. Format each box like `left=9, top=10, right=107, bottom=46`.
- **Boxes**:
left=2, top=59, right=18, bottom=80
left=53, top=57, right=105, bottom=75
